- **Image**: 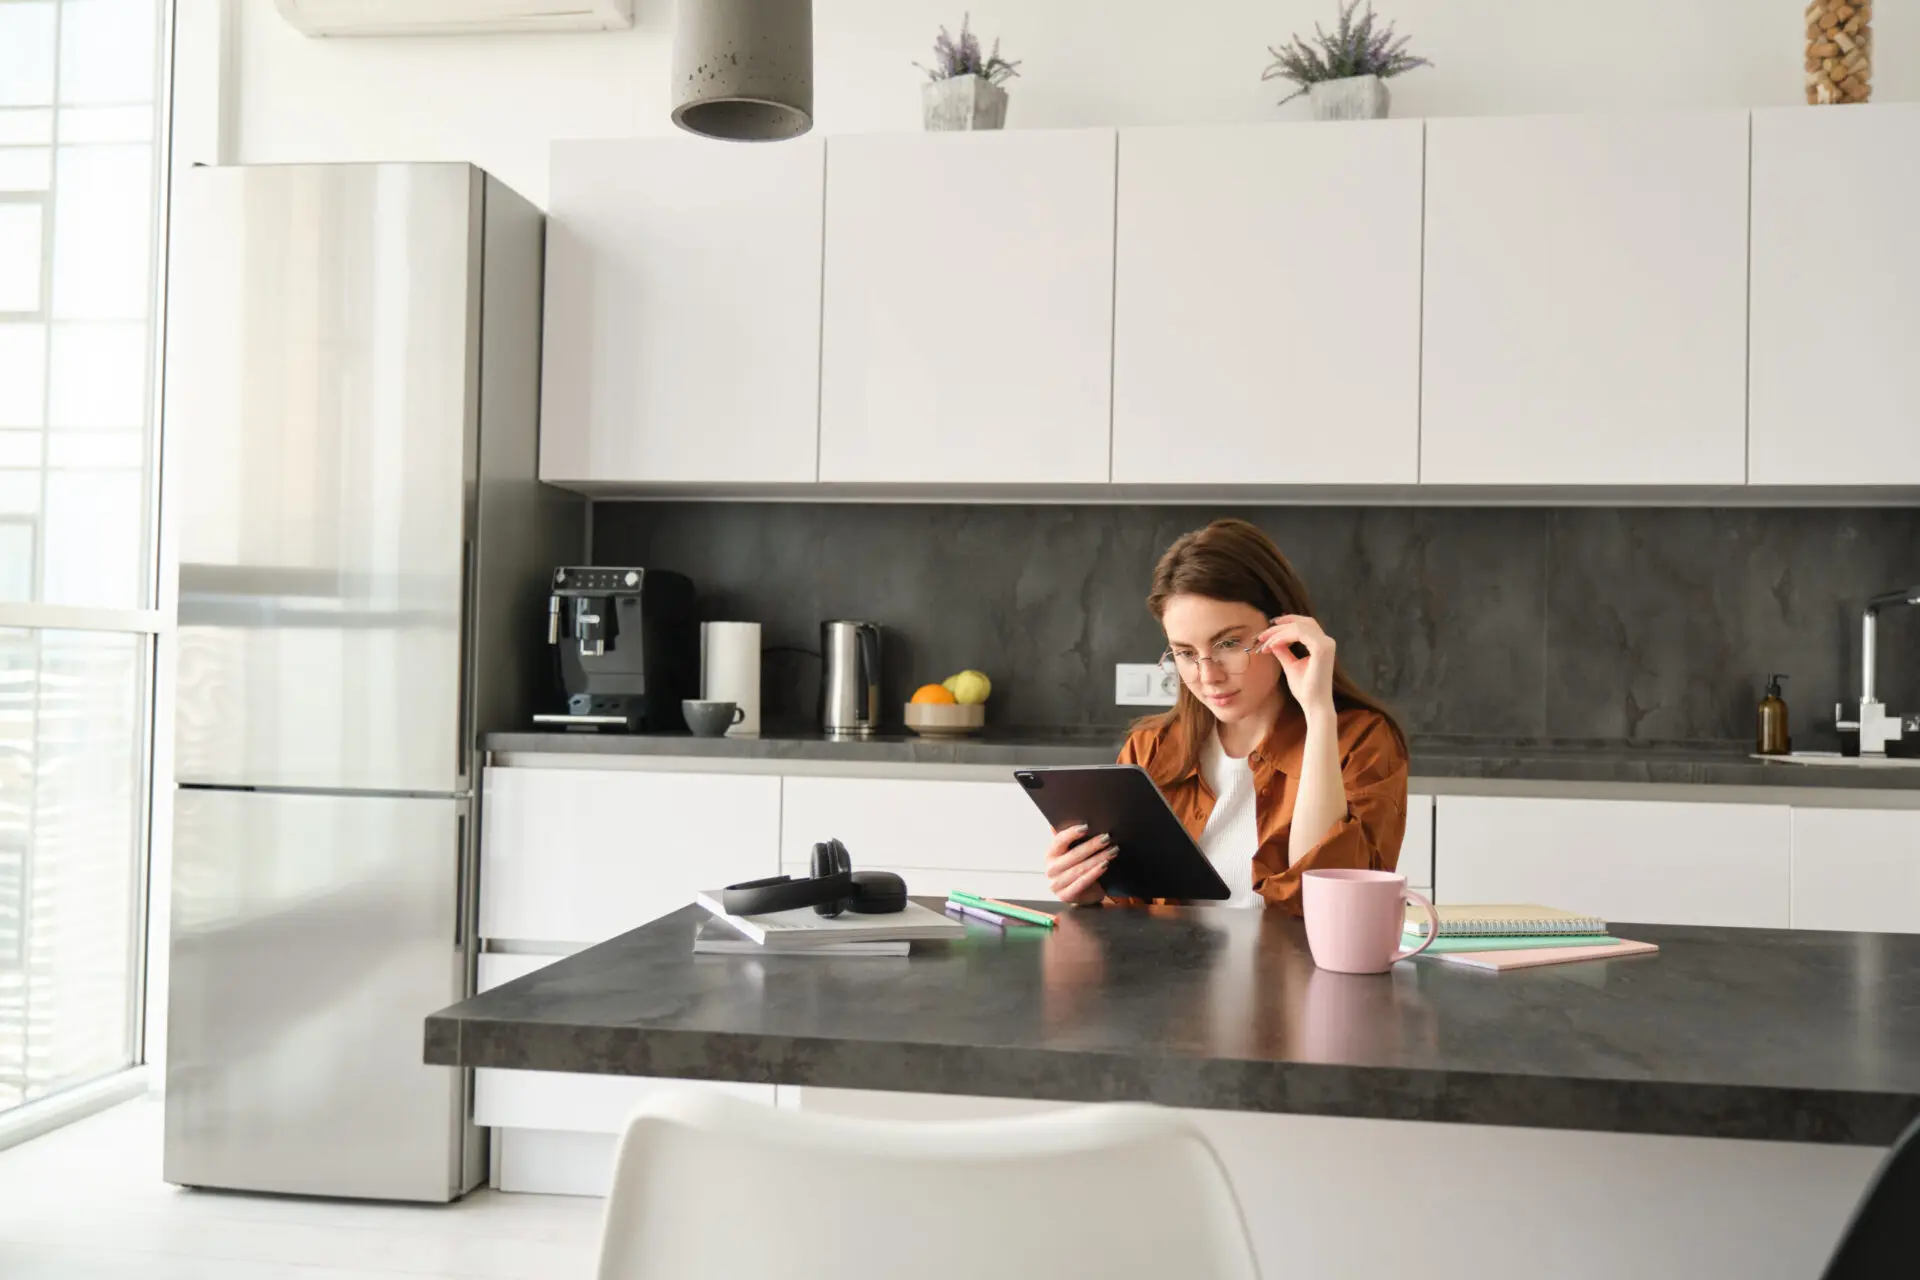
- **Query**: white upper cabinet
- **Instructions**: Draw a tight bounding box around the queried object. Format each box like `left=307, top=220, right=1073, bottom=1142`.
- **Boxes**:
left=819, top=130, right=1116, bottom=485
left=539, top=137, right=824, bottom=487
left=1750, top=105, right=1920, bottom=486
left=1420, top=112, right=1750, bottom=486
left=1112, top=121, right=1423, bottom=486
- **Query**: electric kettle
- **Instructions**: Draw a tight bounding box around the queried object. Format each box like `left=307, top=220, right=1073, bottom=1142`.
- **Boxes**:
left=820, top=620, right=883, bottom=736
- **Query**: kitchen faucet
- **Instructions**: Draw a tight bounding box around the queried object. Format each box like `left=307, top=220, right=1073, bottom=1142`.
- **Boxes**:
left=1835, top=584, right=1920, bottom=756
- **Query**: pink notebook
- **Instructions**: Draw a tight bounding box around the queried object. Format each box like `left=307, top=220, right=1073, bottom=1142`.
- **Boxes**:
left=1425, top=937, right=1659, bottom=971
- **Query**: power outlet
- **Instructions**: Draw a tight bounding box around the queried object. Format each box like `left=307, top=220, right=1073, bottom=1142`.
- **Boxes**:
left=1115, top=662, right=1178, bottom=707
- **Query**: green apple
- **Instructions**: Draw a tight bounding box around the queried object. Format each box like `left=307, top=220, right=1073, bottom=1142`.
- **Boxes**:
left=943, top=670, right=991, bottom=705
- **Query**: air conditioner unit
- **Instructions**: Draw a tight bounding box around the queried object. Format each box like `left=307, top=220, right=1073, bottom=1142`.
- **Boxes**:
left=274, top=0, right=635, bottom=37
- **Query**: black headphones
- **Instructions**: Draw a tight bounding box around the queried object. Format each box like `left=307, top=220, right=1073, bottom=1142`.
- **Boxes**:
left=720, top=839, right=908, bottom=918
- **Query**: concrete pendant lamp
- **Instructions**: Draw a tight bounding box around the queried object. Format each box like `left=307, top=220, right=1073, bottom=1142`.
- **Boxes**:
left=671, top=0, right=814, bottom=141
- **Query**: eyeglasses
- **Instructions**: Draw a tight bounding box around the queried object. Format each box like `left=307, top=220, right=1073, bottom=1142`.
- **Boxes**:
left=1160, top=639, right=1260, bottom=680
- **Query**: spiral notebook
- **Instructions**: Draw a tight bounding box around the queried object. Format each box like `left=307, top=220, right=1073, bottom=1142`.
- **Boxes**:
left=1404, top=904, right=1608, bottom=938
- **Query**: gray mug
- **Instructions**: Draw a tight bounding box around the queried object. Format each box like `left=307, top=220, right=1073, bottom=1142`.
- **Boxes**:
left=682, top=700, right=745, bottom=738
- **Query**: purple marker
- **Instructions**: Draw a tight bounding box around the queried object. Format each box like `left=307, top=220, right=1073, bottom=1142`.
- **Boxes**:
left=945, top=899, right=1008, bottom=928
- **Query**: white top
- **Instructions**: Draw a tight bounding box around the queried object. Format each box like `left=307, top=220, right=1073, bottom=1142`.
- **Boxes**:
left=1197, top=730, right=1264, bottom=908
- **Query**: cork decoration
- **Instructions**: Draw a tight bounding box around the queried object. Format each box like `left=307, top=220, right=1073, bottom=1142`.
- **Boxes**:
left=1805, top=0, right=1872, bottom=104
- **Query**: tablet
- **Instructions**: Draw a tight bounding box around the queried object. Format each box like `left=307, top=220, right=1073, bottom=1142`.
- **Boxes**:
left=1012, top=764, right=1231, bottom=901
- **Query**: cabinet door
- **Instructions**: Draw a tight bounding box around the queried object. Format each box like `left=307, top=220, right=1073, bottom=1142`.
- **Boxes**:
left=780, top=776, right=1054, bottom=877
left=819, top=130, right=1116, bottom=484
left=479, top=766, right=780, bottom=944
left=784, top=778, right=1428, bottom=902
left=473, top=955, right=773, bottom=1134
left=1790, top=808, right=1920, bottom=934
left=1112, top=121, right=1422, bottom=485
left=1750, top=105, right=1920, bottom=485
left=540, top=138, right=824, bottom=485
left=1421, top=113, right=1749, bottom=486
left=779, top=860, right=1055, bottom=904
left=1433, top=796, right=1789, bottom=928
left=1400, top=793, right=1434, bottom=892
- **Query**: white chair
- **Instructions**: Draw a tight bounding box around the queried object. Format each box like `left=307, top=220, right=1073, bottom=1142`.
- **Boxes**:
left=594, top=1089, right=1261, bottom=1280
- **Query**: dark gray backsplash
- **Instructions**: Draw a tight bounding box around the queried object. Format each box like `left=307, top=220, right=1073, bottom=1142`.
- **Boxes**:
left=593, top=503, right=1920, bottom=744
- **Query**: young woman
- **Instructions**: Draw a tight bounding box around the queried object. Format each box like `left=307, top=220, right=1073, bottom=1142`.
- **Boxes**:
left=1044, top=519, right=1409, bottom=913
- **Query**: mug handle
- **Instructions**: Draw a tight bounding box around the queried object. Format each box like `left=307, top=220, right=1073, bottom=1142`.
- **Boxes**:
left=1390, top=889, right=1442, bottom=964
left=729, top=705, right=746, bottom=725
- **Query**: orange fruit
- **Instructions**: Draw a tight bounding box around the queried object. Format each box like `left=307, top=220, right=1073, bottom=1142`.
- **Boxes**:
left=910, top=683, right=957, bottom=705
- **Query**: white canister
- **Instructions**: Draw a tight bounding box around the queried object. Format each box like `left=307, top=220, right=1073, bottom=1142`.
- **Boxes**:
left=700, top=622, right=762, bottom=738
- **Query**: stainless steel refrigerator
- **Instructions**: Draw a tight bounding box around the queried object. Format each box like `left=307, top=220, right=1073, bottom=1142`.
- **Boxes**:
left=163, top=162, right=582, bottom=1201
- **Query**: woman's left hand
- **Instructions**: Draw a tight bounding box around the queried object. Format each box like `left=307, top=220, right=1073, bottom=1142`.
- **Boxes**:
left=1257, top=614, right=1337, bottom=721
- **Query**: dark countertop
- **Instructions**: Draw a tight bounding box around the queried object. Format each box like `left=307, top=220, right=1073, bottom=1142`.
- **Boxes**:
left=488, top=727, right=1124, bottom=768
left=426, top=903, right=1920, bottom=1145
left=485, top=728, right=1920, bottom=791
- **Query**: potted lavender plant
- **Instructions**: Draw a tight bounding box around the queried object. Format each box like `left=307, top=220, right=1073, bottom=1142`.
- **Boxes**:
left=915, top=14, right=1020, bottom=131
left=1264, top=0, right=1431, bottom=121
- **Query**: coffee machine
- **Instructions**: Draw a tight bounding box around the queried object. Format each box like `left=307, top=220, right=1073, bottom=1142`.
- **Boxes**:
left=536, top=567, right=697, bottom=732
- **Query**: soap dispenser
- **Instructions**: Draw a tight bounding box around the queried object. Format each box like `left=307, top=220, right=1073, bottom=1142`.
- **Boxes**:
left=1757, top=674, right=1790, bottom=755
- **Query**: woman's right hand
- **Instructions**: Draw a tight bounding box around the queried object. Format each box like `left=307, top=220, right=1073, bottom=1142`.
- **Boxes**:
left=1045, top=824, right=1116, bottom=905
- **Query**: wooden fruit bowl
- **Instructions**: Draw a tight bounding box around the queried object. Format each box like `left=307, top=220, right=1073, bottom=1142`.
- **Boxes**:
left=904, top=701, right=986, bottom=736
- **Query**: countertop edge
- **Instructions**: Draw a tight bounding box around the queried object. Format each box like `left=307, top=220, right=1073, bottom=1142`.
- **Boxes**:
left=423, top=1017, right=1915, bottom=1147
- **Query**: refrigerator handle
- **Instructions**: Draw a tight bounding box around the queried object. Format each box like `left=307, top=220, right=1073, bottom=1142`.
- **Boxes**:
left=456, top=538, right=473, bottom=775
left=454, top=811, right=469, bottom=949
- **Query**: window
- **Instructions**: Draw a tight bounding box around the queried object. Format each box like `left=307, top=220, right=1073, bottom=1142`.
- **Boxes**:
left=0, top=0, right=165, bottom=1117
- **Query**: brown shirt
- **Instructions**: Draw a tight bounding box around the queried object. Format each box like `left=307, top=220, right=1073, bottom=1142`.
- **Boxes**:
left=1115, top=706, right=1409, bottom=915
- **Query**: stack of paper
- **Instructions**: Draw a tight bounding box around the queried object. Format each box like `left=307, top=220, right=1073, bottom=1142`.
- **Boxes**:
left=1405, top=904, right=1656, bottom=971
left=693, top=916, right=910, bottom=956
left=693, top=891, right=964, bottom=957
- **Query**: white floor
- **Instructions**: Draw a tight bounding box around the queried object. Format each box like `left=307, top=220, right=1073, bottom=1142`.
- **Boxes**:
left=0, top=1097, right=603, bottom=1279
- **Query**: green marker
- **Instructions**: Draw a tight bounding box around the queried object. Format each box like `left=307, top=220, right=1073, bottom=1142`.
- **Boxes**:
left=950, top=891, right=1057, bottom=928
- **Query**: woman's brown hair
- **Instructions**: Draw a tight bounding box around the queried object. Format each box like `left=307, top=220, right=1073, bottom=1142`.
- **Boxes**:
left=1135, top=518, right=1406, bottom=787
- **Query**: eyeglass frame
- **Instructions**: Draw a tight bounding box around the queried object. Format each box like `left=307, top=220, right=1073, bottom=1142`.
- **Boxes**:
left=1158, top=638, right=1264, bottom=681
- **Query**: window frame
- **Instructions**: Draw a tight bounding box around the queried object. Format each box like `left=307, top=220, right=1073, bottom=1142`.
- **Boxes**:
left=0, top=0, right=174, bottom=1127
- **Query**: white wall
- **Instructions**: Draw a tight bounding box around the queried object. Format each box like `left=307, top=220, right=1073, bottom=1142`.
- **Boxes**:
left=221, top=0, right=1918, bottom=207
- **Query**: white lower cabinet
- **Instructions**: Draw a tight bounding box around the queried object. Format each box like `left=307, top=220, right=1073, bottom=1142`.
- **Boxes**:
left=1400, top=794, right=1434, bottom=893
left=781, top=1085, right=1066, bottom=1122
left=779, top=776, right=1428, bottom=901
left=1432, top=796, right=1790, bottom=928
left=480, top=766, right=781, bottom=944
left=477, top=767, right=784, bottom=1194
left=475, top=953, right=773, bottom=1195
left=491, top=1129, right=619, bottom=1197
left=781, top=861, right=1055, bottom=904
left=780, top=775, right=1055, bottom=883
left=472, top=956, right=774, bottom=1139
left=1789, top=808, right=1920, bottom=934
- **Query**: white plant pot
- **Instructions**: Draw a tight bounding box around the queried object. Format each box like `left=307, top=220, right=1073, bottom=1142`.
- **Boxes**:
left=1307, top=74, right=1391, bottom=121
left=922, top=74, right=1009, bottom=131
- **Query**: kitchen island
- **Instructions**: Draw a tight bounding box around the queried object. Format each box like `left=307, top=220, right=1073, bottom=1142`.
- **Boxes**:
left=430, top=905, right=1914, bottom=1278
left=429, top=902, right=1920, bottom=1145
left=463, top=733, right=1920, bottom=1276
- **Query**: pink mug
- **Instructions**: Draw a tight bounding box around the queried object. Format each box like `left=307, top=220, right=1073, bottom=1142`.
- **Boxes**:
left=1301, top=869, right=1441, bottom=975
